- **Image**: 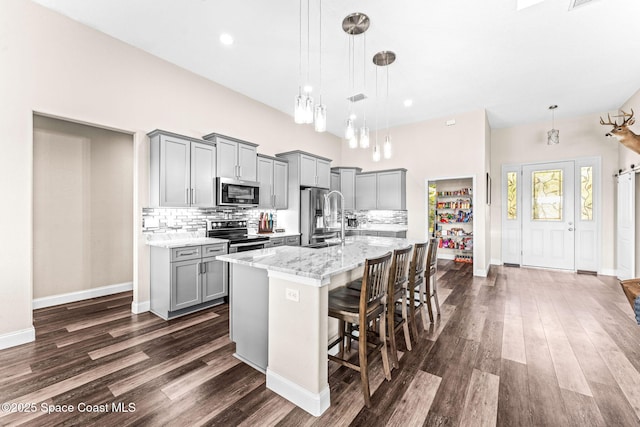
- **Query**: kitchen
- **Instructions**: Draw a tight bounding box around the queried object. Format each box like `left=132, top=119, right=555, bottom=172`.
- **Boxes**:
left=2, top=0, right=640, bottom=425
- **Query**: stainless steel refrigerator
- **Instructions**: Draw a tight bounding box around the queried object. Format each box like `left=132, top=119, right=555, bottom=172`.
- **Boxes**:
left=300, top=187, right=339, bottom=246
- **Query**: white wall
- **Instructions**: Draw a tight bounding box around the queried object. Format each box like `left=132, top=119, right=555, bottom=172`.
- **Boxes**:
left=0, top=0, right=342, bottom=343
left=490, top=111, right=619, bottom=272
left=33, top=115, right=133, bottom=298
left=340, top=109, right=491, bottom=276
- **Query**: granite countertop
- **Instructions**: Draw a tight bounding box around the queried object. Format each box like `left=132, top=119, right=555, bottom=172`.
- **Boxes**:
left=216, top=235, right=415, bottom=285
left=146, top=232, right=228, bottom=249
left=346, top=224, right=408, bottom=232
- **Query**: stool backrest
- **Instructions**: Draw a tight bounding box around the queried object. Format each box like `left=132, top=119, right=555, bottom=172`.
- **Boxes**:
left=427, top=238, right=439, bottom=273
left=409, top=242, right=428, bottom=285
left=360, top=251, right=392, bottom=308
left=389, top=246, right=413, bottom=294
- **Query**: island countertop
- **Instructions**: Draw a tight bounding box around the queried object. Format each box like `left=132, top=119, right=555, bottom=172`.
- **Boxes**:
left=216, top=235, right=415, bottom=284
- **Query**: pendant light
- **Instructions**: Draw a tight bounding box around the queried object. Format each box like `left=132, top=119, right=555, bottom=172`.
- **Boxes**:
left=359, top=30, right=369, bottom=149
left=294, top=0, right=305, bottom=124
left=547, top=105, right=559, bottom=145
left=313, top=0, right=326, bottom=132
left=373, top=51, right=396, bottom=159
left=302, top=0, right=313, bottom=124
left=342, top=13, right=370, bottom=148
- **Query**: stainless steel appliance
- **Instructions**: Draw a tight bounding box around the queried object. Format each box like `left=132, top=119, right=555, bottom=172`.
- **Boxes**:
left=206, top=220, right=269, bottom=252
left=300, top=187, right=339, bottom=246
left=216, top=177, right=260, bottom=207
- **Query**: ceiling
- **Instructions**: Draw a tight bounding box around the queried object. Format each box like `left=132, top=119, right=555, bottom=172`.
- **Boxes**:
left=32, top=0, right=640, bottom=137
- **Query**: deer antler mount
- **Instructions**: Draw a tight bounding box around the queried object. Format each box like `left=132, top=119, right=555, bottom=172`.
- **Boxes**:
left=600, top=109, right=640, bottom=155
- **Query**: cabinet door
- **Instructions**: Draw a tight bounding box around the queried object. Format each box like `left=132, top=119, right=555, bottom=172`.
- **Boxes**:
left=273, top=160, right=288, bottom=209
left=377, top=170, right=405, bottom=210
left=316, top=159, right=331, bottom=189
left=340, top=169, right=357, bottom=210
left=170, top=259, right=201, bottom=311
left=160, top=135, right=190, bottom=207
left=238, top=143, right=257, bottom=181
left=216, top=137, right=238, bottom=179
left=355, top=174, right=377, bottom=210
left=202, top=255, right=228, bottom=301
left=190, top=142, right=216, bottom=207
left=300, top=154, right=317, bottom=187
left=330, top=172, right=340, bottom=192
left=285, top=235, right=300, bottom=246
left=270, top=237, right=285, bottom=247
left=257, top=157, right=274, bottom=208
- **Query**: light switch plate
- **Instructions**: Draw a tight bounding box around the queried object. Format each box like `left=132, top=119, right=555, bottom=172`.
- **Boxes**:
left=285, top=288, right=299, bottom=302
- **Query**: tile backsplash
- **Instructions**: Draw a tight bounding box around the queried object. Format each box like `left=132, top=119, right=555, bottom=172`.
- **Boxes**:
left=142, top=207, right=277, bottom=234
left=342, top=210, right=407, bottom=226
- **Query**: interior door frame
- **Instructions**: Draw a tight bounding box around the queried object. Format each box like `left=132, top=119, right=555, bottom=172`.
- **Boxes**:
left=501, top=157, right=601, bottom=272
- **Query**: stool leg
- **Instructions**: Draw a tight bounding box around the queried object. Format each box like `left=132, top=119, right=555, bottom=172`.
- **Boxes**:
left=432, top=274, right=441, bottom=315
left=401, top=289, right=412, bottom=351
left=409, top=287, right=419, bottom=339
left=379, top=307, right=392, bottom=381
left=359, top=321, right=372, bottom=408
left=388, top=300, right=399, bottom=369
left=345, top=322, right=352, bottom=352
left=338, top=320, right=345, bottom=355
left=422, top=276, right=433, bottom=326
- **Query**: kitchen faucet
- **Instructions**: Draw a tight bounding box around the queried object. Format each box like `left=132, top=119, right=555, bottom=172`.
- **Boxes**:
left=324, top=190, right=345, bottom=246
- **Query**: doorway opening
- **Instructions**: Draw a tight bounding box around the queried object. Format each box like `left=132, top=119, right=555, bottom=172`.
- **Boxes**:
left=32, top=114, right=134, bottom=309
left=426, top=176, right=475, bottom=266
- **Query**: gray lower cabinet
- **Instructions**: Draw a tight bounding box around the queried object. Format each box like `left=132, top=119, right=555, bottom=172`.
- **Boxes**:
left=285, top=235, right=300, bottom=246
left=346, top=230, right=406, bottom=238
left=264, top=235, right=300, bottom=247
left=269, top=237, right=285, bottom=247
left=151, top=243, right=228, bottom=320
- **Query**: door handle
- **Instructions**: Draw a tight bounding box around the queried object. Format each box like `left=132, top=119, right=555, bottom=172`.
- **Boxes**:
left=568, top=228, right=574, bottom=231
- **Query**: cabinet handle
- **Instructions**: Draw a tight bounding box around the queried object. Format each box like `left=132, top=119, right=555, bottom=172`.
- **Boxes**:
left=180, top=251, right=198, bottom=256
left=191, top=188, right=195, bottom=205
left=201, top=262, right=206, bottom=274
left=185, top=188, right=189, bottom=204
left=238, top=165, right=242, bottom=178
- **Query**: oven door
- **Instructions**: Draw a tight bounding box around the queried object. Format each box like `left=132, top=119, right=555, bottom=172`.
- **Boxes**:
left=229, top=241, right=266, bottom=253
left=217, top=177, right=260, bottom=207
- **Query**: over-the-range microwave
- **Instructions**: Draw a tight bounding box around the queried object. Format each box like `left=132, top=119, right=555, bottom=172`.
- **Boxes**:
left=216, top=177, right=260, bottom=207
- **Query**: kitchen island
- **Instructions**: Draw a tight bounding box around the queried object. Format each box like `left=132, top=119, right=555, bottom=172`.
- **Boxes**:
left=216, top=235, right=415, bottom=416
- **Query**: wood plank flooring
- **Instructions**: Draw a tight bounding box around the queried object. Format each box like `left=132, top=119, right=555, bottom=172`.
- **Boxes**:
left=2, top=262, right=640, bottom=426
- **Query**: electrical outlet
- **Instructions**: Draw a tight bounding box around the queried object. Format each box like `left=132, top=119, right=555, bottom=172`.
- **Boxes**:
left=285, top=288, right=299, bottom=302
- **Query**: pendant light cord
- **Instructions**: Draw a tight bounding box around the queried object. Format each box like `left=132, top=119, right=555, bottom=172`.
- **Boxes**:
left=306, top=0, right=310, bottom=90
left=362, top=33, right=367, bottom=125
left=298, top=0, right=302, bottom=91
left=318, top=0, right=322, bottom=103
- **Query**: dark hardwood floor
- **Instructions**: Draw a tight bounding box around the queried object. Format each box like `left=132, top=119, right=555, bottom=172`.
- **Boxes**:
left=2, top=262, right=640, bottom=426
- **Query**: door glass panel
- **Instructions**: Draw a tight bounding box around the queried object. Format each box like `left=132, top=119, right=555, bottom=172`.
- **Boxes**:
left=532, top=169, right=562, bottom=221
left=580, top=166, right=593, bottom=221
left=507, top=172, right=517, bottom=220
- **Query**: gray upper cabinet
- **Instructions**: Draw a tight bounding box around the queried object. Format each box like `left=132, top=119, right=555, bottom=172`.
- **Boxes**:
left=330, top=172, right=340, bottom=192
left=332, top=167, right=361, bottom=210
left=203, top=133, right=258, bottom=182
left=149, top=130, right=216, bottom=208
left=299, top=153, right=331, bottom=188
left=355, top=169, right=406, bottom=210
left=257, top=154, right=288, bottom=209
left=355, top=173, right=377, bottom=210
left=376, top=169, right=406, bottom=210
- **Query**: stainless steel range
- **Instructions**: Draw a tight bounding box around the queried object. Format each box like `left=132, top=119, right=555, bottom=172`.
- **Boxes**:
left=206, top=220, right=270, bottom=253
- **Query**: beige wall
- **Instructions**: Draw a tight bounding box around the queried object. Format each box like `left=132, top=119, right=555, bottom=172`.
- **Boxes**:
left=340, top=109, right=491, bottom=276
left=490, top=111, right=619, bottom=272
left=0, top=0, right=342, bottom=340
left=33, top=115, right=133, bottom=299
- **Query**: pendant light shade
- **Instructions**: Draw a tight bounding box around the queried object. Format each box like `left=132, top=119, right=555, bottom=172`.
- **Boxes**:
left=294, top=92, right=305, bottom=124
left=383, top=135, right=392, bottom=159
left=314, top=103, right=327, bottom=132
left=348, top=136, right=358, bottom=149
left=373, top=144, right=381, bottom=162
left=345, top=118, right=355, bottom=140
left=303, top=95, right=314, bottom=124
left=359, top=126, right=370, bottom=148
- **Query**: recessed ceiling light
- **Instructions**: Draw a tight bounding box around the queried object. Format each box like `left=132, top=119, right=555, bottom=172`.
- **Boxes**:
left=303, top=85, right=313, bottom=93
left=219, top=33, right=234, bottom=46
left=403, top=99, right=413, bottom=107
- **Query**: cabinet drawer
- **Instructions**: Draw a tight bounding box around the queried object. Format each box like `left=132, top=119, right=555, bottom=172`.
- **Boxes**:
left=285, top=236, right=300, bottom=246
left=361, top=230, right=378, bottom=236
left=171, top=246, right=202, bottom=262
left=270, top=237, right=285, bottom=247
left=202, top=244, right=228, bottom=256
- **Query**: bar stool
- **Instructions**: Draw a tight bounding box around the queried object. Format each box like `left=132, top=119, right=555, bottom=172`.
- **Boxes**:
left=407, top=242, right=428, bottom=338
left=386, top=246, right=413, bottom=369
left=328, top=251, right=393, bottom=408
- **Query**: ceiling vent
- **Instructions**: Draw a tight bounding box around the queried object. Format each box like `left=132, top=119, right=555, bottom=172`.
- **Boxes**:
left=347, top=93, right=367, bottom=103
left=568, top=0, right=597, bottom=10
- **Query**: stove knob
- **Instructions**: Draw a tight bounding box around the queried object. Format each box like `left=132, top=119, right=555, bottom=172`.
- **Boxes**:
left=215, top=222, right=221, bottom=228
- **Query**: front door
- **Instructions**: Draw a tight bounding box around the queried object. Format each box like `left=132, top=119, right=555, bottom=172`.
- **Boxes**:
left=522, top=161, right=575, bottom=270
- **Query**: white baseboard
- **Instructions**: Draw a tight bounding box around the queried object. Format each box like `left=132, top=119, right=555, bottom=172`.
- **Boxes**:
left=266, top=368, right=330, bottom=417
left=0, top=327, right=35, bottom=350
left=437, top=253, right=456, bottom=261
left=131, top=300, right=150, bottom=314
left=599, top=268, right=616, bottom=277
left=474, top=267, right=489, bottom=277
left=490, top=258, right=502, bottom=266
left=32, top=282, right=133, bottom=309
